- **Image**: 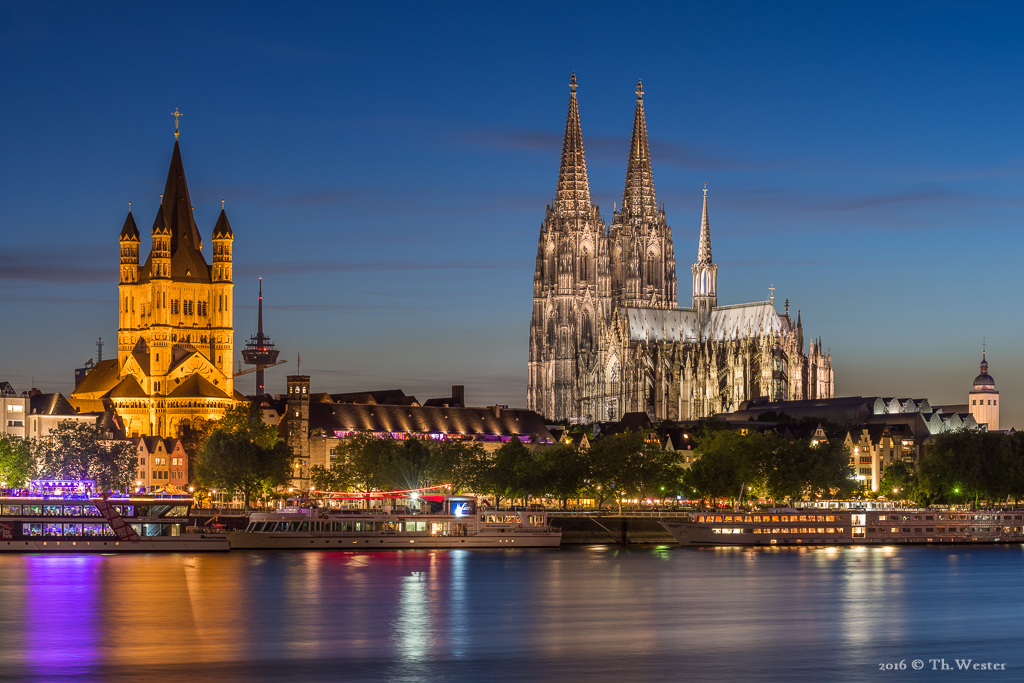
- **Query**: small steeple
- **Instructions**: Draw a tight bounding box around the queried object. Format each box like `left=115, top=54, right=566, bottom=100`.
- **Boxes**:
left=212, top=205, right=233, bottom=238
left=620, top=79, right=657, bottom=220
left=698, top=182, right=712, bottom=264
left=555, top=73, right=592, bottom=216
left=120, top=205, right=140, bottom=241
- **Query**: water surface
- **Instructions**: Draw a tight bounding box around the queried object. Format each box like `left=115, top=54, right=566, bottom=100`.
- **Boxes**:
left=0, top=545, right=1020, bottom=682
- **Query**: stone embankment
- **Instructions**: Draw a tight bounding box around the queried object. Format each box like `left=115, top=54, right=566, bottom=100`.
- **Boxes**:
left=549, top=515, right=682, bottom=544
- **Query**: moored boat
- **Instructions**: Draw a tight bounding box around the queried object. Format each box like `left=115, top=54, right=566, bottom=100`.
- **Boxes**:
left=661, top=508, right=1024, bottom=546
left=229, top=495, right=562, bottom=550
left=0, top=479, right=229, bottom=552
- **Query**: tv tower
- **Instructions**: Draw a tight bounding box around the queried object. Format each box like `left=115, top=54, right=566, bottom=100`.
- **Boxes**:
left=238, top=278, right=285, bottom=395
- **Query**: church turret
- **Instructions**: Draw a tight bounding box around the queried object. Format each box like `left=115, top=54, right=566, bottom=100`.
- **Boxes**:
left=692, top=183, right=718, bottom=329
left=119, top=206, right=140, bottom=284
left=212, top=204, right=233, bottom=283
left=611, top=80, right=676, bottom=309
left=554, top=73, right=592, bottom=218
left=969, top=345, right=999, bottom=430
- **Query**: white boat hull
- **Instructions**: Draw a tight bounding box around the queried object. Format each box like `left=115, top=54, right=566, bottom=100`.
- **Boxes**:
left=229, top=531, right=561, bottom=550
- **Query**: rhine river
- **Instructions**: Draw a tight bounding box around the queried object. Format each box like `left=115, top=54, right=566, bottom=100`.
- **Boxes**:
left=0, top=545, right=1021, bottom=682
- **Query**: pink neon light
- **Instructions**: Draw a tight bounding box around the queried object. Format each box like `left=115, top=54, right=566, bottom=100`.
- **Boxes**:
left=312, top=483, right=452, bottom=497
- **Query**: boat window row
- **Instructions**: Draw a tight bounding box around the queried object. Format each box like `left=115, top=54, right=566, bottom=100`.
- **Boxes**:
left=2, top=504, right=106, bottom=517
left=697, top=515, right=837, bottom=523
left=246, top=520, right=437, bottom=533
left=22, top=523, right=115, bottom=537
left=750, top=527, right=839, bottom=534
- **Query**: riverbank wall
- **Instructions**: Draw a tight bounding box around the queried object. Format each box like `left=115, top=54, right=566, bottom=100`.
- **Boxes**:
left=549, top=515, right=681, bottom=544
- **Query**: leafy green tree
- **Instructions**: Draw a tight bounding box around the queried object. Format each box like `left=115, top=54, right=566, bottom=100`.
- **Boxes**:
left=428, top=440, right=485, bottom=494
left=684, top=430, right=760, bottom=505
left=0, top=434, right=33, bottom=488
left=195, top=431, right=292, bottom=510
left=878, top=461, right=917, bottom=500
left=31, top=421, right=136, bottom=491
left=309, top=464, right=354, bottom=493
left=585, top=431, right=673, bottom=513
left=479, top=437, right=530, bottom=507
left=539, top=442, right=588, bottom=509
left=920, top=430, right=1020, bottom=507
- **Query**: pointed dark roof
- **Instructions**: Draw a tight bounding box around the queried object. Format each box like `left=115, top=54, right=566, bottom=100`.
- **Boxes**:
left=621, top=80, right=657, bottom=220
left=120, top=209, right=140, bottom=241
left=140, top=140, right=211, bottom=283
left=212, top=208, right=233, bottom=238
left=555, top=73, right=593, bottom=217
left=697, top=184, right=712, bottom=265
left=29, top=392, right=79, bottom=416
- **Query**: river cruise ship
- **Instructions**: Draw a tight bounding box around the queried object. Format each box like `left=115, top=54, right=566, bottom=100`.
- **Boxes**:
left=230, top=495, right=562, bottom=549
left=0, top=479, right=228, bottom=552
left=661, top=508, right=1024, bottom=546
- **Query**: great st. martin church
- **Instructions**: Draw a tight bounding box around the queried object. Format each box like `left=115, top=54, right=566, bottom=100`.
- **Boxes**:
left=528, top=76, right=833, bottom=423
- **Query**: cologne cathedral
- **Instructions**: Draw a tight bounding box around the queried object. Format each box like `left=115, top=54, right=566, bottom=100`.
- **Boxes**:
left=71, top=127, right=240, bottom=437
left=527, top=76, right=833, bottom=423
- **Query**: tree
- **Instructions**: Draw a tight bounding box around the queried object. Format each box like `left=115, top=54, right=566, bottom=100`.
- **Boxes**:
left=479, top=437, right=531, bottom=507
left=195, top=431, right=292, bottom=510
left=309, top=464, right=353, bottom=493
left=31, top=420, right=136, bottom=491
left=428, top=440, right=485, bottom=494
left=0, top=434, right=32, bottom=488
left=539, top=442, right=588, bottom=509
left=878, top=461, right=917, bottom=501
left=684, top=430, right=760, bottom=505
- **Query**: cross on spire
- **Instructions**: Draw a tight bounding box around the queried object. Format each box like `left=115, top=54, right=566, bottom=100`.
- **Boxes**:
left=983, top=336, right=986, bottom=359
left=636, top=79, right=644, bottom=99
left=703, top=181, right=707, bottom=197
left=569, top=73, right=578, bottom=93
left=172, top=108, right=183, bottom=139
left=769, top=283, right=775, bottom=303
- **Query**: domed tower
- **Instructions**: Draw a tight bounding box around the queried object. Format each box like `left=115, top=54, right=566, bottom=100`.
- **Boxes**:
left=969, top=346, right=999, bottom=430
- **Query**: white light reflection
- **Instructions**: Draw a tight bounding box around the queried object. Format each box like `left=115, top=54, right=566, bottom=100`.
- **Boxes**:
left=397, top=553, right=434, bottom=662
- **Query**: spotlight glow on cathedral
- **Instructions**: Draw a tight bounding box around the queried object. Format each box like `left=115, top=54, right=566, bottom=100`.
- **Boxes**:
left=528, top=75, right=834, bottom=423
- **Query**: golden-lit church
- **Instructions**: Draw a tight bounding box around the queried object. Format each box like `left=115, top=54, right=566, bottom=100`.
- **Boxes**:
left=71, top=125, right=241, bottom=437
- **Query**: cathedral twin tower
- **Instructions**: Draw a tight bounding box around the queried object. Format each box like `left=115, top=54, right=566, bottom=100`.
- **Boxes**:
left=528, top=75, right=833, bottom=423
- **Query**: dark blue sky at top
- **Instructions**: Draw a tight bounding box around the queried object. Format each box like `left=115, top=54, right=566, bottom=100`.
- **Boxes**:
left=2, top=2, right=1023, bottom=423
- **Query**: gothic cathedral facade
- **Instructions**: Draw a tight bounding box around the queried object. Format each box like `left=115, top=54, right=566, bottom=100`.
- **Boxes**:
left=72, top=134, right=240, bottom=437
left=528, top=76, right=834, bottom=423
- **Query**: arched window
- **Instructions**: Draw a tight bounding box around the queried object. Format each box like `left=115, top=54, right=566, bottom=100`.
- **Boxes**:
left=647, top=253, right=658, bottom=288
left=580, top=247, right=589, bottom=281
left=581, top=312, right=592, bottom=348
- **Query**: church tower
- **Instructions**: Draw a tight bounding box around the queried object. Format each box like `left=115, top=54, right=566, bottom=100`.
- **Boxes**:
left=969, top=348, right=999, bottom=430
left=72, top=119, right=238, bottom=438
left=692, top=183, right=718, bottom=330
left=528, top=74, right=611, bottom=421
left=610, top=80, right=676, bottom=309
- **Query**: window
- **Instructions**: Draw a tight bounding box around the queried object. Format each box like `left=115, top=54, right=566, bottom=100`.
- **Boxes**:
left=197, top=300, right=207, bottom=316
left=183, top=300, right=194, bottom=316
left=170, top=299, right=180, bottom=314
left=8, top=405, right=23, bottom=413
left=7, top=420, right=23, bottom=427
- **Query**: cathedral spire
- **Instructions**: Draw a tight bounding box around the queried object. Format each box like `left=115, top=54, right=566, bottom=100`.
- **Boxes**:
left=698, top=182, right=712, bottom=264
left=621, top=79, right=657, bottom=219
left=555, top=73, right=592, bottom=216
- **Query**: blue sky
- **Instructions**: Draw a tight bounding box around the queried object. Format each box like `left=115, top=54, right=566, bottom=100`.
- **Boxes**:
left=2, top=2, right=1023, bottom=424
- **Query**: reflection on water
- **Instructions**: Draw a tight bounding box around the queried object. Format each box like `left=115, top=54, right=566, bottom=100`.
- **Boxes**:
left=0, top=545, right=1021, bottom=681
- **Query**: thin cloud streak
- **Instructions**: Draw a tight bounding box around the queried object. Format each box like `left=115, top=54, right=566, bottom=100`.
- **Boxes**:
left=457, top=128, right=767, bottom=171
left=0, top=245, right=110, bottom=283
left=238, top=259, right=531, bottom=277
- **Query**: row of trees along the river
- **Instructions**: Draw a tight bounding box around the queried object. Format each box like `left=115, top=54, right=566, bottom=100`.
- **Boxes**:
left=309, top=430, right=688, bottom=512
left=681, top=428, right=857, bottom=506
left=0, top=424, right=136, bottom=490
left=882, top=429, right=1024, bottom=508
